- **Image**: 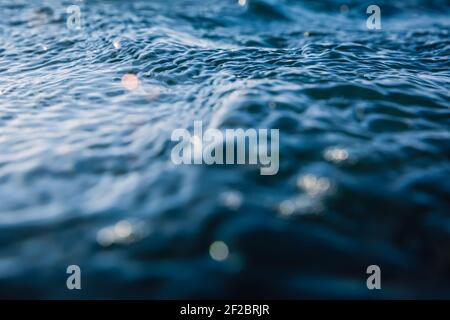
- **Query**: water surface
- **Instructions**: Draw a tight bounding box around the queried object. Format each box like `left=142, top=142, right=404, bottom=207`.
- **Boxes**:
left=0, top=0, right=449, bottom=298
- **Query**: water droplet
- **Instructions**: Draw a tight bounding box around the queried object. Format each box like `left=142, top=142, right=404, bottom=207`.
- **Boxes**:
left=279, top=200, right=295, bottom=216
left=209, top=241, right=229, bottom=262
left=297, top=174, right=331, bottom=196
left=114, top=220, right=132, bottom=239
left=96, top=228, right=115, bottom=247
left=324, top=147, right=349, bottom=163
left=113, top=40, right=121, bottom=49
left=121, top=74, right=139, bottom=91
left=238, top=0, right=247, bottom=7
left=96, top=220, right=149, bottom=247
left=220, top=191, right=243, bottom=210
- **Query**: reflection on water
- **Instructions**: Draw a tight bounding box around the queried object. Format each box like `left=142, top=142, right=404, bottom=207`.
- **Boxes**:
left=0, top=0, right=449, bottom=298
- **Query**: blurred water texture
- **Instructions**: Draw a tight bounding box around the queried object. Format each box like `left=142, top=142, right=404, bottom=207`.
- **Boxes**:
left=0, top=0, right=449, bottom=298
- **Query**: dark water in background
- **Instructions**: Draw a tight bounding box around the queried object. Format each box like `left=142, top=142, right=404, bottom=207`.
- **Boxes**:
left=0, top=0, right=449, bottom=299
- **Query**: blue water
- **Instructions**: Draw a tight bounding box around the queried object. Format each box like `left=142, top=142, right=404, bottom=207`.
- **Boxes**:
left=0, top=0, right=449, bottom=299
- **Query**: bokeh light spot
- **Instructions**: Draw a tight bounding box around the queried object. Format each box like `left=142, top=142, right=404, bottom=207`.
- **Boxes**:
left=209, top=241, right=229, bottom=262
left=122, top=74, right=140, bottom=91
